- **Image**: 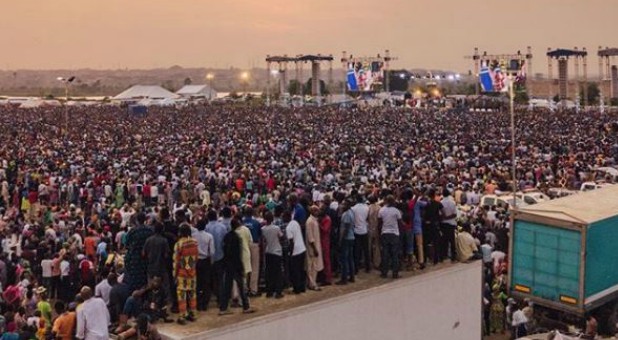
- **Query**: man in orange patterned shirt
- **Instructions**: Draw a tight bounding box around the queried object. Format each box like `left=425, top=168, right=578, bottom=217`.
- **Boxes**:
left=173, top=222, right=198, bottom=325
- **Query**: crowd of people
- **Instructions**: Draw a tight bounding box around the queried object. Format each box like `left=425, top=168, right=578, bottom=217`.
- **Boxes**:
left=0, top=102, right=615, bottom=340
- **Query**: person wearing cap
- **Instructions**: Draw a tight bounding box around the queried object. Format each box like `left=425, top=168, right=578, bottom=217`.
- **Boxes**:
left=36, top=288, right=52, bottom=334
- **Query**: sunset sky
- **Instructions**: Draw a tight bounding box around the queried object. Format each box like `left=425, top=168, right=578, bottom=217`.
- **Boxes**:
left=2, top=0, right=617, bottom=73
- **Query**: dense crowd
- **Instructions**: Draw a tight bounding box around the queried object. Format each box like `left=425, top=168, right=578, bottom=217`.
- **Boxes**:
left=0, top=103, right=615, bottom=340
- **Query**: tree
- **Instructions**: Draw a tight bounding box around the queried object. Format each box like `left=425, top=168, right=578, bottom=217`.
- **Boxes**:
left=303, top=78, right=329, bottom=96
left=288, top=80, right=301, bottom=95
left=183, top=77, right=192, bottom=86
left=161, top=80, right=176, bottom=92
left=579, top=83, right=600, bottom=105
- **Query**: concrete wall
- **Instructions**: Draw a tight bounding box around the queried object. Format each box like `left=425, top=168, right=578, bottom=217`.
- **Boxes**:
left=164, top=262, right=482, bottom=340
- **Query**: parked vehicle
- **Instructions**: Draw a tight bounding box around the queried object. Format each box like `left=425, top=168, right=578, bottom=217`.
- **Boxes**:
left=516, top=191, right=551, bottom=205
left=480, top=194, right=528, bottom=210
left=510, top=185, right=618, bottom=335
left=547, top=188, right=578, bottom=199
left=579, top=181, right=613, bottom=192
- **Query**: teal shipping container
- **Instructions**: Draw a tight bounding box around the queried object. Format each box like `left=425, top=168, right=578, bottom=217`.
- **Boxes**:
left=510, top=185, right=618, bottom=315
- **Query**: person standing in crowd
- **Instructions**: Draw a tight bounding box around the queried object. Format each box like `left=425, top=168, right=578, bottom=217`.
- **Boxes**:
left=423, top=190, right=443, bottom=265
left=367, top=195, right=381, bottom=270
left=52, top=301, right=76, bottom=340
left=351, top=194, right=370, bottom=274
left=219, top=219, right=255, bottom=315
left=285, top=210, right=307, bottom=294
left=192, top=219, right=215, bottom=311
left=378, top=195, right=402, bottom=279
left=235, top=216, right=253, bottom=296
left=440, top=189, right=458, bottom=262
left=412, top=189, right=427, bottom=270
left=124, top=213, right=153, bottom=293
left=318, top=206, right=332, bottom=286
left=205, top=210, right=227, bottom=305
left=337, top=200, right=355, bottom=285
left=76, top=286, right=110, bottom=340
left=261, top=211, right=284, bottom=298
left=143, top=222, right=170, bottom=291
left=107, top=273, right=129, bottom=325
left=173, top=224, right=198, bottom=325
left=242, top=207, right=261, bottom=297
left=305, top=206, right=323, bottom=291
left=511, top=302, right=528, bottom=339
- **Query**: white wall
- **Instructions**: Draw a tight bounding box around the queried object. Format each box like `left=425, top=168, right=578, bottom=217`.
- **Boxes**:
left=163, top=262, right=482, bottom=340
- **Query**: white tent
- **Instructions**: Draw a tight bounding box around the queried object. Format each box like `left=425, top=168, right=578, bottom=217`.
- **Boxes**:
left=113, top=85, right=178, bottom=101
left=176, top=85, right=217, bottom=100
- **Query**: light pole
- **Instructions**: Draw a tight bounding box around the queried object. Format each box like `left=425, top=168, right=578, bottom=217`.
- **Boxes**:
left=56, top=76, right=75, bottom=138
left=206, top=73, right=214, bottom=100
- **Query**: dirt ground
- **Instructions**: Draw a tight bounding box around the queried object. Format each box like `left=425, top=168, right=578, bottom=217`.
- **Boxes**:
left=158, top=262, right=454, bottom=338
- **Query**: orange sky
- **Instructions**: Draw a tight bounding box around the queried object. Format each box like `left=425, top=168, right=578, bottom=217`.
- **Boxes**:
left=2, top=0, right=617, bottom=73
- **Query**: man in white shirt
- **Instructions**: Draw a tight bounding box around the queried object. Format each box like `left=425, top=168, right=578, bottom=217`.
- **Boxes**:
left=94, top=276, right=112, bottom=305
left=285, top=211, right=306, bottom=294
left=511, top=303, right=528, bottom=339
left=192, top=221, right=215, bottom=311
left=76, top=286, right=110, bottom=340
left=378, top=195, right=403, bottom=279
left=41, top=255, right=53, bottom=289
left=351, top=194, right=370, bottom=273
left=440, top=189, right=458, bottom=262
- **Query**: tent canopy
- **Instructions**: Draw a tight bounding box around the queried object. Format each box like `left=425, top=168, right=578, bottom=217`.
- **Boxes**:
left=176, top=85, right=217, bottom=98
left=114, top=85, right=178, bottom=100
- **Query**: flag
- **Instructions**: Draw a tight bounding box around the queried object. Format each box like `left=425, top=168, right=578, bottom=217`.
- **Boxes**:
left=479, top=62, right=494, bottom=92
left=347, top=68, right=358, bottom=91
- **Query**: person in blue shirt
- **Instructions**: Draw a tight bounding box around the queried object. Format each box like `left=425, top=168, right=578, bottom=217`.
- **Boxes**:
left=205, top=210, right=228, bottom=303
left=336, top=200, right=355, bottom=285
left=412, top=189, right=428, bottom=270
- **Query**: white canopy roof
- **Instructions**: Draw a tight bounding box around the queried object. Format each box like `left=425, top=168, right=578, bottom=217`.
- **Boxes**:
left=176, top=85, right=217, bottom=98
left=114, top=85, right=178, bottom=100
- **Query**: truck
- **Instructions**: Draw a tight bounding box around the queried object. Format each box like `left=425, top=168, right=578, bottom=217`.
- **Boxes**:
left=509, top=185, right=618, bottom=334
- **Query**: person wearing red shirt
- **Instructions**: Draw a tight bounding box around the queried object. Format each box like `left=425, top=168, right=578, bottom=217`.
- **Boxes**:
left=318, top=209, right=332, bottom=285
